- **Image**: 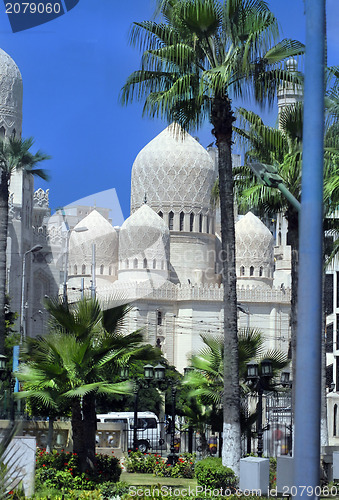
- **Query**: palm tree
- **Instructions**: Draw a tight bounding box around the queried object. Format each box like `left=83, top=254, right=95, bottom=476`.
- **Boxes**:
left=0, top=137, right=50, bottom=356
left=232, top=75, right=339, bottom=445
left=121, top=0, right=303, bottom=473
left=184, top=328, right=288, bottom=407
left=183, top=328, right=288, bottom=454
left=16, top=298, right=155, bottom=471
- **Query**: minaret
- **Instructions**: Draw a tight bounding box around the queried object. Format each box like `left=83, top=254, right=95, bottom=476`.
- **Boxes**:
left=277, top=58, right=303, bottom=126
left=274, top=58, right=302, bottom=288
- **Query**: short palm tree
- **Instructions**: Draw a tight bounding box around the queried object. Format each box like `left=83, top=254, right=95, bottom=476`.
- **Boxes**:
left=184, top=328, right=288, bottom=407
left=0, top=137, right=50, bottom=356
left=16, top=298, right=155, bottom=471
left=122, top=0, right=303, bottom=473
left=183, top=328, right=288, bottom=454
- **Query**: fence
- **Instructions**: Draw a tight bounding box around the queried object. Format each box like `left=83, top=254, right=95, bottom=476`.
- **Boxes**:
left=243, top=392, right=292, bottom=458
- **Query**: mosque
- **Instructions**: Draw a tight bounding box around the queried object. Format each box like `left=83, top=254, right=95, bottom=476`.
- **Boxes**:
left=2, top=48, right=339, bottom=445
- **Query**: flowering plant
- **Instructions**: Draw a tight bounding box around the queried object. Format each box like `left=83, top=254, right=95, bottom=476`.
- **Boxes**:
left=35, top=448, right=121, bottom=491
left=154, top=453, right=195, bottom=478
left=124, top=450, right=158, bottom=473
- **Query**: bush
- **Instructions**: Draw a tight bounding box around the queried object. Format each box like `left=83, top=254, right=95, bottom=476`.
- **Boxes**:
left=35, top=449, right=121, bottom=492
left=124, top=451, right=158, bottom=473
left=99, top=480, right=130, bottom=499
left=269, top=457, right=277, bottom=489
left=154, top=454, right=195, bottom=478
left=195, top=457, right=237, bottom=491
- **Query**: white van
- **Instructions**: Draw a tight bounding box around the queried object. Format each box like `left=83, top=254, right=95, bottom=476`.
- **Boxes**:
left=96, top=411, right=164, bottom=453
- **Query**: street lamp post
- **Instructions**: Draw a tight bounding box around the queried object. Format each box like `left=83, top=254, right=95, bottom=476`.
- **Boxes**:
left=246, top=360, right=273, bottom=457
left=121, top=363, right=162, bottom=452
left=20, top=244, right=43, bottom=342
left=167, top=384, right=178, bottom=465
left=249, top=162, right=301, bottom=213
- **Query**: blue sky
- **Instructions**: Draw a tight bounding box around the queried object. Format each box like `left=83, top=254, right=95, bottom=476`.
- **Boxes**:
left=1, top=0, right=338, bottom=219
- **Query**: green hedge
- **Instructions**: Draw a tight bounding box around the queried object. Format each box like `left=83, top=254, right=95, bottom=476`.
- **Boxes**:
left=195, top=457, right=237, bottom=491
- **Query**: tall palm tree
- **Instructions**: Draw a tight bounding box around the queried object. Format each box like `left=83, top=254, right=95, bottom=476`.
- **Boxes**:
left=0, top=137, right=50, bottom=356
left=232, top=75, right=339, bottom=446
left=121, top=0, right=303, bottom=473
left=16, top=298, right=155, bottom=471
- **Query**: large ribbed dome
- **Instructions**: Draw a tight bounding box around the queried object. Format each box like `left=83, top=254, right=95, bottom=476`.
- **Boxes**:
left=119, top=204, right=169, bottom=265
left=0, top=49, right=23, bottom=136
left=131, top=124, right=216, bottom=214
left=235, top=212, right=274, bottom=278
left=69, top=210, right=118, bottom=272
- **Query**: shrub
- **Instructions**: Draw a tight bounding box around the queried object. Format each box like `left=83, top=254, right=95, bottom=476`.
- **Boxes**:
left=35, top=449, right=121, bottom=492
left=195, top=457, right=237, bottom=491
left=124, top=451, right=158, bottom=473
left=99, top=480, right=130, bottom=499
left=154, top=454, right=195, bottom=479
left=269, top=457, right=277, bottom=489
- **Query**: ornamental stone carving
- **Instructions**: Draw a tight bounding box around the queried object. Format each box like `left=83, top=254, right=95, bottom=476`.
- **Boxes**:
left=131, top=124, right=216, bottom=215
left=0, top=49, right=23, bottom=135
left=33, top=188, right=49, bottom=208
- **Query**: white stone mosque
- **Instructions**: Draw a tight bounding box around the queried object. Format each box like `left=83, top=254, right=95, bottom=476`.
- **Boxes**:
left=2, top=48, right=339, bottom=445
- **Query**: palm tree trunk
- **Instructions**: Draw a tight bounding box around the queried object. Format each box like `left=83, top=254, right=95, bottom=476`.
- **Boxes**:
left=211, top=95, right=241, bottom=476
left=0, top=170, right=9, bottom=355
left=82, top=394, right=97, bottom=468
left=71, top=398, right=86, bottom=471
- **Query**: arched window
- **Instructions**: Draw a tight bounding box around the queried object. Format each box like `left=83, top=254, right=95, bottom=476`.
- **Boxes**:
left=161, top=260, right=165, bottom=270
left=11, top=128, right=16, bottom=138
left=109, top=266, right=112, bottom=275
left=157, top=311, right=162, bottom=326
left=199, top=214, right=203, bottom=233
left=278, top=231, right=282, bottom=246
left=143, top=258, right=147, bottom=269
left=153, top=259, right=157, bottom=269
left=240, top=266, right=245, bottom=276
left=0, top=126, right=5, bottom=137
left=125, top=259, right=129, bottom=269
left=82, top=264, right=86, bottom=275
left=133, top=258, right=138, bottom=269
left=259, top=266, right=263, bottom=277
left=206, top=216, right=209, bottom=233
left=100, top=264, right=104, bottom=275
left=158, top=211, right=163, bottom=219
left=334, top=404, right=338, bottom=436
left=74, top=264, right=77, bottom=275
left=250, top=266, right=254, bottom=276
left=180, top=212, right=184, bottom=231
left=169, top=211, right=174, bottom=230
left=190, top=213, right=194, bottom=232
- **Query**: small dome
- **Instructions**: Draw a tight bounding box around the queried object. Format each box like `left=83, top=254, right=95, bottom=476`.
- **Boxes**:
left=69, top=210, right=118, bottom=272
left=235, top=212, right=274, bottom=278
left=0, top=49, right=23, bottom=135
left=130, top=123, right=216, bottom=214
left=286, top=58, right=297, bottom=72
left=119, top=204, right=169, bottom=265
